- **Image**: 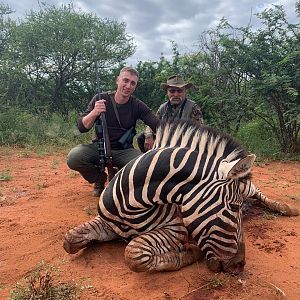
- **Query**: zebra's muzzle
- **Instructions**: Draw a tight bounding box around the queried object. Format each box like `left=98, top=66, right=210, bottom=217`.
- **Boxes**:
left=206, top=241, right=246, bottom=275
left=206, top=257, right=246, bottom=275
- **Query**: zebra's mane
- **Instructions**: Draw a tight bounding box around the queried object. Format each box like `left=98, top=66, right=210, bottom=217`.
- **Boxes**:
left=153, top=120, right=248, bottom=161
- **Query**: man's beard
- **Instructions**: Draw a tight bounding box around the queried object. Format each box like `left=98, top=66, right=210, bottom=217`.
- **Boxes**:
left=170, top=97, right=183, bottom=106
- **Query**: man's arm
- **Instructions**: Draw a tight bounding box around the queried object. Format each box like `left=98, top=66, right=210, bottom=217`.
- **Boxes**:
left=140, top=111, right=159, bottom=133
left=135, top=100, right=160, bottom=151
left=143, top=109, right=163, bottom=151
left=77, top=95, right=106, bottom=132
left=137, top=100, right=160, bottom=132
left=82, top=99, right=106, bottom=129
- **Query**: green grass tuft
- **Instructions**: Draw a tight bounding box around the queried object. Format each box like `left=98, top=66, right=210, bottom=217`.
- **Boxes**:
left=9, top=262, right=78, bottom=300
left=0, top=170, right=12, bottom=181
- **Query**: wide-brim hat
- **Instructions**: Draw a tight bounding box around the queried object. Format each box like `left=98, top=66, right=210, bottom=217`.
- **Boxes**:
left=160, top=75, right=194, bottom=90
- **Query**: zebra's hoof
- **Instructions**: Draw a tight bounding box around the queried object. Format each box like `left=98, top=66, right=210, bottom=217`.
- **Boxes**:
left=63, top=231, right=91, bottom=254
left=63, top=238, right=80, bottom=254
left=279, top=205, right=299, bottom=216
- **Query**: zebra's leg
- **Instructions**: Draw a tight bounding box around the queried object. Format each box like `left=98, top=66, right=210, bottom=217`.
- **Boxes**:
left=63, top=216, right=119, bottom=254
left=124, top=227, right=203, bottom=272
left=247, top=184, right=299, bottom=216
left=244, top=183, right=299, bottom=217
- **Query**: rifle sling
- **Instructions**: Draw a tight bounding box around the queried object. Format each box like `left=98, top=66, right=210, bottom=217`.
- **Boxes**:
left=110, top=94, right=124, bottom=129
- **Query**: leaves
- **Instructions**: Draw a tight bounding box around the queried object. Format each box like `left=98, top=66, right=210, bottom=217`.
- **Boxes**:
left=0, top=3, right=135, bottom=116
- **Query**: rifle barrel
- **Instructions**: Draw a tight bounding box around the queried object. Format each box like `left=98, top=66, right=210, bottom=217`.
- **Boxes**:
left=94, top=61, right=114, bottom=181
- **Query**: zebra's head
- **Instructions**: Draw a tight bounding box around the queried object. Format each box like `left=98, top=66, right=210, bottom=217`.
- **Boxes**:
left=182, top=154, right=256, bottom=275
left=153, top=120, right=259, bottom=274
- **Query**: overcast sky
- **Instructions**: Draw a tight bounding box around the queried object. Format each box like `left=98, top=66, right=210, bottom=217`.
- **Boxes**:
left=4, top=0, right=299, bottom=65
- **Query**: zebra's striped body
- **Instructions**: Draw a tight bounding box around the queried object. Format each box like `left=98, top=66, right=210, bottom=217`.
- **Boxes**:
left=64, top=120, right=298, bottom=273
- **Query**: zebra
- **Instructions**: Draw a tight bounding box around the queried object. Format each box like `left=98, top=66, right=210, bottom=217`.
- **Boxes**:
left=63, top=120, right=298, bottom=274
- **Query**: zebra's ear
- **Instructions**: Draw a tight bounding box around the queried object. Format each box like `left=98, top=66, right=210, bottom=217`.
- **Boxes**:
left=226, top=154, right=256, bottom=179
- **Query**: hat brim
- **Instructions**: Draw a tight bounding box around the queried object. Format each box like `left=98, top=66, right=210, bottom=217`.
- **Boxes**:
left=160, top=82, right=194, bottom=90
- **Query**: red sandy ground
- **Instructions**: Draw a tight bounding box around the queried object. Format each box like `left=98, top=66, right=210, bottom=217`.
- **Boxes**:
left=0, top=146, right=299, bottom=300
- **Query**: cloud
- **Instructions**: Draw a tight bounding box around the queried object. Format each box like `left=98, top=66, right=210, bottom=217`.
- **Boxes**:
left=4, top=0, right=298, bottom=64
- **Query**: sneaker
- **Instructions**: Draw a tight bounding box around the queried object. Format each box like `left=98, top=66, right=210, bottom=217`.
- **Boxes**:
left=92, top=182, right=104, bottom=197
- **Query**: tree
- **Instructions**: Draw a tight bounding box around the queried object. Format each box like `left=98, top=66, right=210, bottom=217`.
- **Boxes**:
left=135, top=60, right=164, bottom=109
left=2, top=3, right=135, bottom=116
left=187, top=24, right=253, bottom=132
left=135, top=43, right=184, bottom=110
left=193, top=3, right=300, bottom=153
left=0, top=3, right=14, bottom=53
left=241, top=4, right=300, bottom=153
left=0, top=3, right=18, bottom=111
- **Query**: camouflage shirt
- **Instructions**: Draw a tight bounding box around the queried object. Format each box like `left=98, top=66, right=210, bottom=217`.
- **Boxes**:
left=145, top=99, right=204, bottom=137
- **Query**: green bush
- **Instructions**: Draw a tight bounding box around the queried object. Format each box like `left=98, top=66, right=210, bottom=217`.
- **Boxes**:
left=0, top=107, right=92, bottom=148
left=235, top=120, right=281, bottom=159
left=0, top=107, right=296, bottom=160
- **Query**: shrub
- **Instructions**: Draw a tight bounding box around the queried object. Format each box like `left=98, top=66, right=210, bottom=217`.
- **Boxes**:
left=235, top=120, right=281, bottom=159
left=0, top=107, right=92, bottom=148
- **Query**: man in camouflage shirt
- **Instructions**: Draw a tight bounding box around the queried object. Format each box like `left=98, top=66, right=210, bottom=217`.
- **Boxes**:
left=138, top=74, right=204, bottom=152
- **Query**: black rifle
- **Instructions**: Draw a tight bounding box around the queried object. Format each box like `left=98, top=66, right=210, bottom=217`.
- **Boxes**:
left=94, top=62, right=115, bottom=181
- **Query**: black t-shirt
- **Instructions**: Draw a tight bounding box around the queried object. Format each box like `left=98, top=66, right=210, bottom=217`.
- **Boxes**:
left=77, top=92, right=159, bottom=149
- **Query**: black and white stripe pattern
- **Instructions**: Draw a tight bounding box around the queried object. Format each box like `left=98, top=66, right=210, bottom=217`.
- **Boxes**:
left=64, top=120, right=297, bottom=272
left=96, top=120, right=254, bottom=272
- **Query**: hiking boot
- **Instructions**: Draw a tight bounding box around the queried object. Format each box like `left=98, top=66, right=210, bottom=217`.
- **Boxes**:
left=92, top=182, right=105, bottom=197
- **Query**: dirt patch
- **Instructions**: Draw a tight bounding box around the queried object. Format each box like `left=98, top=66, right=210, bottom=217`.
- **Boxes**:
left=0, top=147, right=299, bottom=299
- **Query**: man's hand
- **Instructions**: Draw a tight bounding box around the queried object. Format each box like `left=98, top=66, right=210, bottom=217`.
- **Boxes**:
left=144, top=135, right=154, bottom=151
left=82, top=99, right=106, bottom=130
left=93, top=99, right=106, bottom=117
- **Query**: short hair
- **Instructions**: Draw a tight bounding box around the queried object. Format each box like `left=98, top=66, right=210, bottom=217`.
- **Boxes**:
left=119, top=66, right=139, bottom=78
